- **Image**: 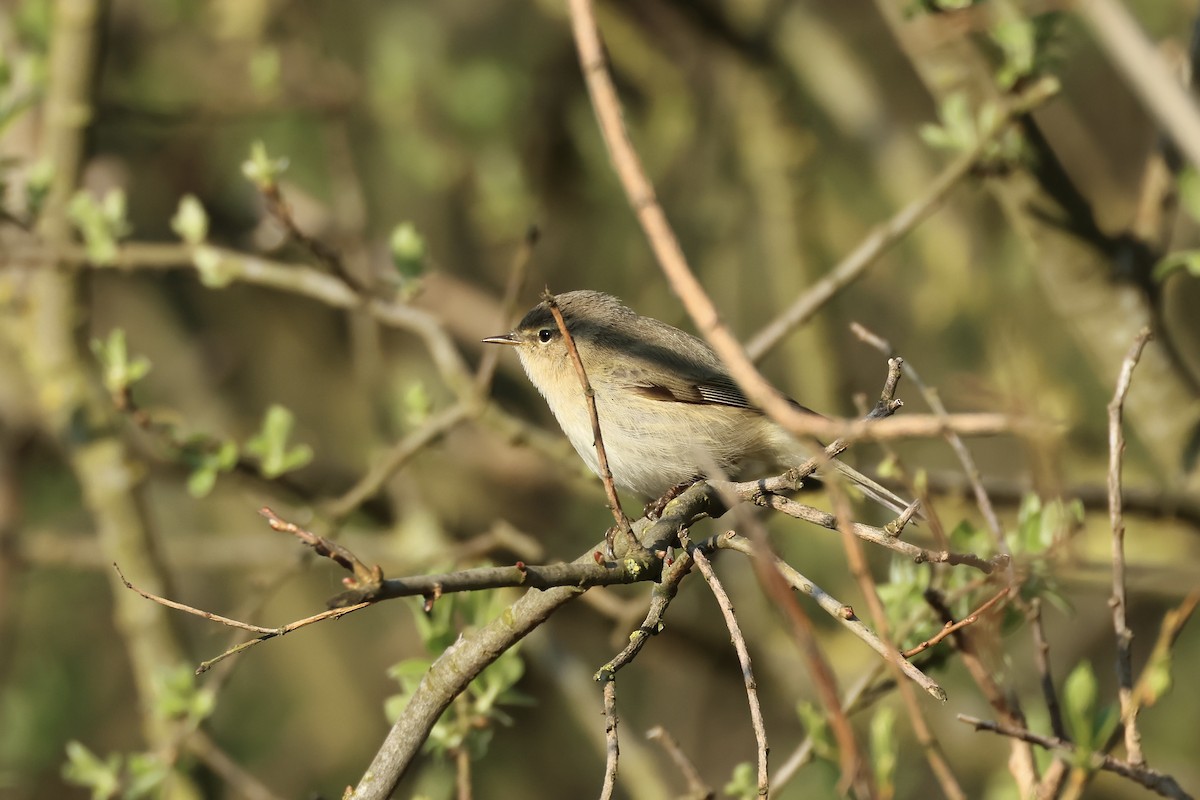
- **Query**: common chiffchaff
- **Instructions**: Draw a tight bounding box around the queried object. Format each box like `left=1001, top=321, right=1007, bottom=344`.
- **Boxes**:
left=485, top=290, right=908, bottom=514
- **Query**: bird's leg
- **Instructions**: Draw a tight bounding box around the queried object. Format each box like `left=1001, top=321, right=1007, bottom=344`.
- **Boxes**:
left=643, top=479, right=697, bottom=522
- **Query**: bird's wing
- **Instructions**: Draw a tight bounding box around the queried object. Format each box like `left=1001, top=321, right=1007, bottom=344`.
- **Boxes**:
left=629, top=373, right=821, bottom=417
left=626, top=371, right=748, bottom=408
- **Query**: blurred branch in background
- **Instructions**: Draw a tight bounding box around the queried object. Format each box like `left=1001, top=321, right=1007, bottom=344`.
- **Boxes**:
left=1, top=1, right=1199, bottom=799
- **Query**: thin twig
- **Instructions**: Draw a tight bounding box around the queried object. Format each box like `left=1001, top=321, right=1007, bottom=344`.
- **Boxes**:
left=543, top=290, right=640, bottom=559
left=259, top=182, right=367, bottom=293
left=852, top=322, right=1009, bottom=555
left=734, top=492, right=1001, bottom=574
left=703, top=466, right=867, bottom=795
left=923, top=590, right=1038, bottom=792
left=957, top=715, right=1192, bottom=800
left=646, top=727, right=713, bottom=800
left=600, top=680, right=619, bottom=800
left=1029, top=599, right=1067, bottom=740
left=114, top=563, right=283, bottom=635
left=747, top=76, right=1058, bottom=362
left=186, top=730, right=287, bottom=800
left=259, top=507, right=382, bottom=590
left=595, top=538, right=700, bottom=681
left=1108, top=327, right=1153, bottom=766
left=684, top=536, right=768, bottom=797
left=902, top=585, right=1010, bottom=659
left=116, top=562, right=371, bottom=674
left=720, top=534, right=945, bottom=701
left=829, top=485, right=966, bottom=800
left=322, top=402, right=473, bottom=522
left=1029, top=598, right=1071, bottom=800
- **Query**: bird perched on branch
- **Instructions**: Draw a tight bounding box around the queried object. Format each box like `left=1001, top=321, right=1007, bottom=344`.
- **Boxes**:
left=485, top=290, right=910, bottom=515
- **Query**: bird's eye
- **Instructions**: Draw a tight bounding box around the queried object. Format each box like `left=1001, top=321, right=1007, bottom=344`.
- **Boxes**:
left=537, top=329, right=554, bottom=343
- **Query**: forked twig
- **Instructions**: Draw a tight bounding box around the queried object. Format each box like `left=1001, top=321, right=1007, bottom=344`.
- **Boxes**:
left=903, top=585, right=1010, bottom=659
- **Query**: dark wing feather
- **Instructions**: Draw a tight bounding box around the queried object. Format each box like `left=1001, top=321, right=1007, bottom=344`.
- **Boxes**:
left=628, top=374, right=754, bottom=409
left=630, top=374, right=821, bottom=418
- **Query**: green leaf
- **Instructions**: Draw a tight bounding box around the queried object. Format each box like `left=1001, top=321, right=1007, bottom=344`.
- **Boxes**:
left=1178, top=167, right=1200, bottom=224
left=90, top=329, right=152, bottom=396
left=184, top=440, right=238, bottom=498
left=68, top=189, right=131, bottom=265
left=170, top=194, right=208, bottom=245
left=1141, top=649, right=1174, bottom=706
left=796, top=701, right=834, bottom=762
left=723, top=761, right=757, bottom=800
left=244, top=404, right=313, bottom=478
left=241, top=140, right=289, bottom=189
left=24, top=158, right=54, bottom=219
left=192, top=245, right=237, bottom=288
left=1153, top=250, right=1200, bottom=282
left=401, top=381, right=433, bottom=428
left=992, top=17, right=1036, bottom=88
left=123, top=753, right=170, bottom=800
left=1062, top=661, right=1113, bottom=758
left=62, top=741, right=121, bottom=800
left=390, top=221, right=427, bottom=280
left=154, top=664, right=216, bottom=727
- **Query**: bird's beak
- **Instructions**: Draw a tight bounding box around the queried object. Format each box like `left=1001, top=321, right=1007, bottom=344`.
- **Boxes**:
left=482, top=332, right=520, bottom=346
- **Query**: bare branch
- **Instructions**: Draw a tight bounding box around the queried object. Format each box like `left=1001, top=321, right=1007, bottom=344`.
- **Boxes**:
left=957, top=715, right=1192, bottom=800
left=903, top=585, right=1010, bottom=659
left=646, top=727, right=713, bottom=800
left=685, top=534, right=769, bottom=797
left=1108, top=327, right=1153, bottom=767
left=599, top=681, right=619, bottom=800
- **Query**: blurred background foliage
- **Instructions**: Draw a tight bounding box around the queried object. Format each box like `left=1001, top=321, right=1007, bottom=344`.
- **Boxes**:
left=1, top=0, right=1199, bottom=798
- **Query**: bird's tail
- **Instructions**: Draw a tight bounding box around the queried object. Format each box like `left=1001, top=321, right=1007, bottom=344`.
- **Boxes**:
left=825, top=459, right=917, bottom=520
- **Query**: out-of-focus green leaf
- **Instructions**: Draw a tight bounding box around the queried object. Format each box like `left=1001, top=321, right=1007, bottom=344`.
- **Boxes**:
left=90, top=329, right=152, bottom=396
left=68, top=189, right=131, bottom=265
left=723, top=761, right=757, bottom=800
left=63, top=741, right=121, bottom=800
left=170, top=194, right=208, bottom=245
left=244, top=404, right=313, bottom=478
left=390, top=221, right=426, bottom=281
left=241, top=140, right=289, bottom=189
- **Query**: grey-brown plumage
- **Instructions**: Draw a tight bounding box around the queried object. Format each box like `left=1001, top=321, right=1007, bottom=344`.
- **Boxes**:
left=485, top=290, right=908, bottom=513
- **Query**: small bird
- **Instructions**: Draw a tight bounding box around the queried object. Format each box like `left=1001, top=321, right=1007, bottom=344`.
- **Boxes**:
left=484, top=290, right=909, bottom=515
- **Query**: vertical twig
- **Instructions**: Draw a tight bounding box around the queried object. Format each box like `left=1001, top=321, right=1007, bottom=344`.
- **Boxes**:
left=1108, top=327, right=1153, bottom=768
left=851, top=322, right=1009, bottom=555
left=543, top=291, right=641, bottom=558
left=1029, top=599, right=1067, bottom=740
left=684, top=535, right=769, bottom=797
left=600, top=680, right=619, bottom=800
left=829, top=485, right=966, bottom=800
